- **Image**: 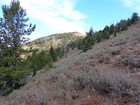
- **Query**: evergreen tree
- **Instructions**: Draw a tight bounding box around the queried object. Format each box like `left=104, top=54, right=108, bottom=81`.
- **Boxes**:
left=81, top=27, right=95, bottom=52
left=49, top=45, right=57, bottom=62
left=116, top=22, right=121, bottom=32
left=104, top=31, right=110, bottom=39
left=81, top=37, right=92, bottom=52
left=103, top=25, right=110, bottom=33
left=86, top=26, right=94, bottom=36
left=0, top=0, right=35, bottom=93
left=131, top=12, right=139, bottom=24
left=119, top=19, right=128, bottom=31
left=28, top=50, right=51, bottom=76
left=96, top=31, right=103, bottom=42
left=127, top=18, right=131, bottom=26
left=109, top=24, right=115, bottom=35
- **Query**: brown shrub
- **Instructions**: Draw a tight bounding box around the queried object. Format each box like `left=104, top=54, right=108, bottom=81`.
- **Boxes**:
left=121, top=55, right=140, bottom=69
left=66, top=66, right=139, bottom=98
left=109, top=46, right=121, bottom=56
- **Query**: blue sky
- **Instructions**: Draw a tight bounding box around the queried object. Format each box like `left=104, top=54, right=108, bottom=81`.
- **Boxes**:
left=0, top=0, right=140, bottom=40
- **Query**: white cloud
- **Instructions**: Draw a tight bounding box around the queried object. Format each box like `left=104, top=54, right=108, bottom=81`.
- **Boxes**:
left=121, top=0, right=133, bottom=7
left=121, top=0, right=140, bottom=12
left=2, top=0, right=87, bottom=40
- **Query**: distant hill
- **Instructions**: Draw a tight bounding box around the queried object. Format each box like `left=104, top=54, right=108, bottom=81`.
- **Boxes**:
left=23, top=32, right=84, bottom=51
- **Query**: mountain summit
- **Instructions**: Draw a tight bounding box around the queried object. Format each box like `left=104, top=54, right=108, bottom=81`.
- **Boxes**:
left=24, top=32, right=84, bottom=50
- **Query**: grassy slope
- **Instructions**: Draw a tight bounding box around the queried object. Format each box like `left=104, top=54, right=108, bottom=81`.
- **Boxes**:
left=23, top=32, right=84, bottom=51
left=0, top=22, right=140, bottom=105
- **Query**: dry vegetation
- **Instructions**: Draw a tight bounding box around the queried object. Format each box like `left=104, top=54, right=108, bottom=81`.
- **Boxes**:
left=24, top=32, right=84, bottom=51
left=0, top=22, right=140, bottom=105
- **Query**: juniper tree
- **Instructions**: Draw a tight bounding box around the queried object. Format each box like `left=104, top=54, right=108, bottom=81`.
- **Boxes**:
left=0, top=0, right=35, bottom=93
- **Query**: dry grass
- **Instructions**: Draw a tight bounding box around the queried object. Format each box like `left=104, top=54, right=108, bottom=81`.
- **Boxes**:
left=0, top=86, right=48, bottom=105
left=121, top=54, right=140, bottom=69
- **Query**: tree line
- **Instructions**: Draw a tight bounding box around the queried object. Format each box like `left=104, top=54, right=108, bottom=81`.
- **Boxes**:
left=78, top=12, right=139, bottom=51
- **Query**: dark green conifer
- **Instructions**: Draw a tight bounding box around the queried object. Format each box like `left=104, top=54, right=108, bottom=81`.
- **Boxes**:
left=0, top=0, right=35, bottom=93
left=49, top=45, right=57, bottom=62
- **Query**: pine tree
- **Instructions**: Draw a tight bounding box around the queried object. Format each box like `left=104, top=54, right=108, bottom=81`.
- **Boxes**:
left=104, top=31, right=110, bottom=39
left=109, top=24, right=115, bottom=35
left=96, top=31, right=103, bottom=43
left=86, top=26, right=94, bottom=36
left=0, top=0, right=35, bottom=93
left=116, top=22, right=121, bottom=32
left=81, top=27, right=95, bottom=52
left=49, top=45, right=57, bottom=62
left=81, top=37, right=92, bottom=52
left=131, top=12, right=139, bottom=24
left=28, top=50, right=51, bottom=76
left=127, top=18, right=131, bottom=26
left=119, top=20, right=128, bottom=31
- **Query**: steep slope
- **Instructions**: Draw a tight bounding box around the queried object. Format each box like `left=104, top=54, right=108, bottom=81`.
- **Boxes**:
left=0, top=22, right=140, bottom=105
left=23, top=32, right=84, bottom=51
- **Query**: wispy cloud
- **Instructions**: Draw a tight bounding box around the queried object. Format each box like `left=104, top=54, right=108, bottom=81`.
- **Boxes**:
left=2, top=0, right=87, bottom=40
left=121, top=0, right=133, bottom=7
left=121, top=0, right=140, bottom=12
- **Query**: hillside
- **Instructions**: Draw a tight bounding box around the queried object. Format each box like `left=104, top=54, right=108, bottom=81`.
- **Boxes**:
left=23, top=32, right=84, bottom=51
left=0, top=20, right=140, bottom=105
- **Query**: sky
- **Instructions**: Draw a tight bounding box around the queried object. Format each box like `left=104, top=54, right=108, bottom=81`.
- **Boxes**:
left=0, top=0, right=140, bottom=41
